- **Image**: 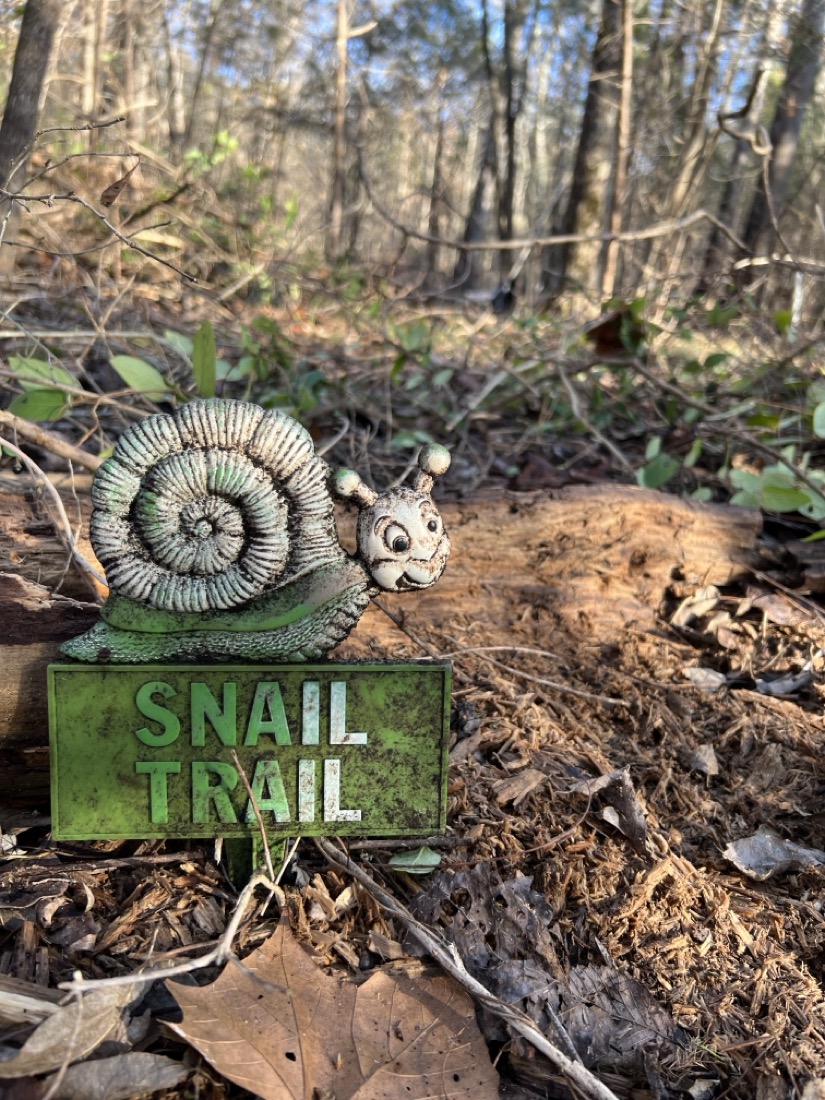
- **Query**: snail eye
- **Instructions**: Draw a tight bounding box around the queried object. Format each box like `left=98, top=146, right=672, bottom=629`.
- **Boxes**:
left=427, top=519, right=438, bottom=532
left=384, top=524, right=410, bottom=554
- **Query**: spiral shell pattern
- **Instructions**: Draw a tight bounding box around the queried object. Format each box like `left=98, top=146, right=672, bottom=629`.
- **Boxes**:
left=90, top=399, right=344, bottom=613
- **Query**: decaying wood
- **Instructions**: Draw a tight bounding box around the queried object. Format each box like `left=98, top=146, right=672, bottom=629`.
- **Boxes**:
left=0, top=474, right=766, bottom=807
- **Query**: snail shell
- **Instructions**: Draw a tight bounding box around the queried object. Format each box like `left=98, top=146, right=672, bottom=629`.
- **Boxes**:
left=91, top=399, right=345, bottom=613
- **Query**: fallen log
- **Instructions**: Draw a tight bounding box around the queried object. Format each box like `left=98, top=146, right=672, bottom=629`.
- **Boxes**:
left=0, top=474, right=766, bottom=809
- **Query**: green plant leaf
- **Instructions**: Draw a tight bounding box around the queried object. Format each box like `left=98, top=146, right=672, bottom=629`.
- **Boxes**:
left=110, top=355, right=171, bottom=399
left=774, top=309, right=792, bottom=336
left=730, top=488, right=760, bottom=507
left=636, top=451, right=681, bottom=489
left=7, top=388, right=67, bottom=421
left=747, top=411, right=782, bottom=431
left=760, top=485, right=810, bottom=512
left=729, top=468, right=761, bottom=493
left=644, top=436, right=662, bottom=460
left=801, top=528, right=825, bottom=541
left=707, top=304, right=738, bottom=327
left=8, top=356, right=75, bottom=391
left=192, top=320, right=217, bottom=397
left=703, top=352, right=729, bottom=370
left=812, top=402, right=825, bottom=438
left=387, top=846, right=442, bottom=873
left=691, top=487, right=713, bottom=502
left=683, top=438, right=702, bottom=468
left=163, top=330, right=193, bottom=358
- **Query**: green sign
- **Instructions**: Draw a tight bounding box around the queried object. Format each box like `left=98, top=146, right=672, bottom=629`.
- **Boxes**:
left=48, top=662, right=451, bottom=841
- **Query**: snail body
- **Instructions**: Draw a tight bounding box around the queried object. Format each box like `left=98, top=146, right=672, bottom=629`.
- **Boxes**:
left=62, top=398, right=451, bottom=663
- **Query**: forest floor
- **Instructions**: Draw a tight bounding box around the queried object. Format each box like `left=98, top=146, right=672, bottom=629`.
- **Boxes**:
left=0, top=265, right=824, bottom=1100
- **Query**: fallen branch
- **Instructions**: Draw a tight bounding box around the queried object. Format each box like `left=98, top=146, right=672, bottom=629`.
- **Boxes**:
left=0, top=409, right=103, bottom=472
left=314, top=837, right=622, bottom=1100
left=0, top=186, right=196, bottom=283
left=0, top=436, right=106, bottom=595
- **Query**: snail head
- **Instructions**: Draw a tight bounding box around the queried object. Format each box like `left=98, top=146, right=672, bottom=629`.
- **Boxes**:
left=333, top=443, right=451, bottom=592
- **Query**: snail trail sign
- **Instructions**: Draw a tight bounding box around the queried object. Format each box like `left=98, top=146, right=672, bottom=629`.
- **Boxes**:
left=47, top=398, right=454, bottom=850
left=48, top=663, right=451, bottom=840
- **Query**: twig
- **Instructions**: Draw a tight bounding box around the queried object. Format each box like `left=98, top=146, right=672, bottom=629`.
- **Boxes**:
left=231, top=749, right=276, bottom=884
left=348, top=835, right=469, bottom=851
left=446, top=646, right=624, bottom=708
left=371, top=598, right=473, bottom=685
left=0, top=409, right=103, bottom=471
left=0, top=367, right=153, bottom=419
left=0, top=186, right=196, bottom=283
left=58, top=870, right=275, bottom=993
left=358, top=148, right=748, bottom=254
left=557, top=361, right=636, bottom=473
left=314, top=837, right=622, bottom=1100
left=0, top=436, right=106, bottom=592
left=37, top=117, right=126, bottom=136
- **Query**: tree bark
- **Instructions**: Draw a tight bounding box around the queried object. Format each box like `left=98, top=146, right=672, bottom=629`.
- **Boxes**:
left=741, top=0, right=825, bottom=260
left=0, top=0, right=62, bottom=267
left=557, top=0, right=621, bottom=304
left=602, top=0, right=634, bottom=300
left=326, top=0, right=349, bottom=263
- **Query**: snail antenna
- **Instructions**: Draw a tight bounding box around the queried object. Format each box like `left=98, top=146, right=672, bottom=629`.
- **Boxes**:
left=333, top=468, right=378, bottom=507
left=414, top=443, right=451, bottom=494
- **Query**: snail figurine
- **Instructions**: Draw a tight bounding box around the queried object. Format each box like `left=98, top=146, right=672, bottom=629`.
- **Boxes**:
left=62, top=398, right=451, bottom=663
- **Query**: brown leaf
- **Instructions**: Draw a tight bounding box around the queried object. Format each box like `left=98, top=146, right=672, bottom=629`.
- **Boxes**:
left=99, top=161, right=139, bottom=208
left=0, top=987, right=133, bottom=1078
left=166, top=918, right=499, bottom=1100
left=562, top=965, right=678, bottom=1068
left=45, top=1052, right=189, bottom=1100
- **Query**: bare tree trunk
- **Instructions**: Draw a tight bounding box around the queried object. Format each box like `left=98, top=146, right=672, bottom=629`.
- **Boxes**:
left=120, top=0, right=137, bottom=140
left=741, top=0, right=825, bottom=260
left=81, top=0, right=96, bottom=119
left=184, top=0, right=223, bottom=149
left=700, top=63, right=769, bottom=281
left=163, top=6, right=186, bottom=160
left=602, top=0, right=634, bottom=299
left=425, top=73, right=447, bottom=281
left=558, top=0, right=621, bottom=304
left=0, top=0, right=62, bottom=270
left=327, top=0, right=349, bottom=263
left=453, top=123, right=497, bottom=291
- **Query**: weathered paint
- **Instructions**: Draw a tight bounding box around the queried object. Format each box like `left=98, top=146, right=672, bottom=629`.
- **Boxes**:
left=48, top=662, right=451, bottom=841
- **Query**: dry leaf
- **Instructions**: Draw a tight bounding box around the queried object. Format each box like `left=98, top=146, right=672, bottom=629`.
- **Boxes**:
left=44, top=1052, right=189, bottom=1100
left=723, top=830, right=825, bottom=881
left=166, top=918, right=499, bottom=1100
left=0, top=976, right=63, bottom=1026
left=572, top=768, right=647, bottom=854
left=689, top=744, right=720, bottom=777
left=99, top=161, right=139, bottom=208
left=562, top=966, right=678, bottom=1067
left=0, top=986, right=133, bottom=1078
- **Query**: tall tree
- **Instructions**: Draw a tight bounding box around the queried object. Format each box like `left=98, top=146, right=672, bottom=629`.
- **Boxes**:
left=0, top=0, right=62, bottom=193
left=741, top=0, right=825, bottom=260
left=557, top=0, right=621, bottom=302
left=0, top=0, right=63, bottom=268
left=327, top=0, right=350, bottom=262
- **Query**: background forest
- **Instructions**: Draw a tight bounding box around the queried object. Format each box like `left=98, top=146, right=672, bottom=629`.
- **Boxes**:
left=2, top=0, right=824, bottom=309
left=2, top=0, right=825, bottom=511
